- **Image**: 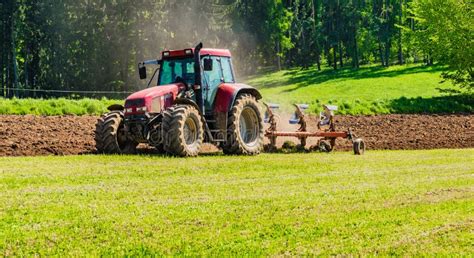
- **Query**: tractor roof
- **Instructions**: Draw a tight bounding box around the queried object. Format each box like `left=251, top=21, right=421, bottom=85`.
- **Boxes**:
left=161, top=48, right=231, bottom=59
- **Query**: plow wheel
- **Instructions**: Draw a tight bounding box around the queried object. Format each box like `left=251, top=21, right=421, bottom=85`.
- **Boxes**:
left=318, top=140, right=333, bottom=153
left=223, top=94, right=264, bottom=155
left=162, top=105, right=204, bottom=157
left=353, top=138, right=366, bottom=155
left=95, top=111, right=138, bottom=154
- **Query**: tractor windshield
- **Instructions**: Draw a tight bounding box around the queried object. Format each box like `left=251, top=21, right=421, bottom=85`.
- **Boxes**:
left=159, top=58, right=195, bottom=86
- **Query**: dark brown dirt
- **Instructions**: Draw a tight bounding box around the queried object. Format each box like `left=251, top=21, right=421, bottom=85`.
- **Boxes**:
left=0, top=115, right=96, bottom=156
left=334, top=114, right=474, bottom=151
left=0, top=114, right=473, bottom=157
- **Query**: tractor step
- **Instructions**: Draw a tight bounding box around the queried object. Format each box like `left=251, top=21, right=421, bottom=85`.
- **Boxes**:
left=210, top=129, right=226, bottom=142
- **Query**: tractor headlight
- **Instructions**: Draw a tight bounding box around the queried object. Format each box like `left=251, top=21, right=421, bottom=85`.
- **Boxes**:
left=136, top=106, right=148, bottom=113
left=125, top=108, right=133, bottom=114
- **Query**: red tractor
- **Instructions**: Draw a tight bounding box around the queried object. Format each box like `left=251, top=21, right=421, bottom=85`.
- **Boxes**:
left=95, top=43, right=264, bottom=156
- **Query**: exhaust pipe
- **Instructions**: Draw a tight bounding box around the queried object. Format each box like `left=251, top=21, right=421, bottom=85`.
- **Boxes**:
left=194, top=42, right=204, bottom=113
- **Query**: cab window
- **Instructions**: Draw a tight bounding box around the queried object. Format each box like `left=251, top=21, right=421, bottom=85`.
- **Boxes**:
left=203, top=56, right=223, bottom=88
left=159, top=58, right=195, bottom=85
left=220, top=57, right=235, bottom=83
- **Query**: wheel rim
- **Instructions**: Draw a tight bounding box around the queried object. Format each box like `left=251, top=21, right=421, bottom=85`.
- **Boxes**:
left=239, top=107, right=259, bottom=146
left=359, top=141, right=365, bottom=153
left=184, top=116, right=198, bottom=147
left=117, top=123, right=129, bottom=150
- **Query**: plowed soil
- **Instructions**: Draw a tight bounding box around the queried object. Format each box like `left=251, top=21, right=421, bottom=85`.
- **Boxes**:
left=0, top=114, right=473, bottom=156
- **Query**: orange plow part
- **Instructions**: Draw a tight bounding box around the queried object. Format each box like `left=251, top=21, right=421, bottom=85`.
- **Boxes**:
left=263, top=103, right=365, bottom=155
left=266, top=131, right=348, bottom=138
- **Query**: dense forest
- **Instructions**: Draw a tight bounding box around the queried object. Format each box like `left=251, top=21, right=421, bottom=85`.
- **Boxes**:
left=0, top=0, right=472, bottom=98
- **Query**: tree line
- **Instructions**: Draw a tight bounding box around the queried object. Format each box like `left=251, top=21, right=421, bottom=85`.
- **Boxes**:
left=0, top=0, right=472, bottom=98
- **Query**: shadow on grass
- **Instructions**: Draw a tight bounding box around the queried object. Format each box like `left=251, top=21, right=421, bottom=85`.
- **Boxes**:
left=259, top=65, right=446, bottom=91
left=137, top=149, right=224, bottom=157
left=83, top=150, right=224, bottom=157
left=388, top=94, right=473, bottom=114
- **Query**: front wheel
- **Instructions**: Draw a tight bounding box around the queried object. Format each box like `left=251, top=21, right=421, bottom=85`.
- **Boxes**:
left=222, top=94, right=264, bottom=155
left=95, top=111, right=138, bottom=154
left=162, top=105, right=204, bottom=157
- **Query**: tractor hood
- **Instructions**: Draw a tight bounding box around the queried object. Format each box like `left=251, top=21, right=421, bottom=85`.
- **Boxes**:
left=126, top=84, right=183, bottom=100
left=125, top=84, right=183, bottom=113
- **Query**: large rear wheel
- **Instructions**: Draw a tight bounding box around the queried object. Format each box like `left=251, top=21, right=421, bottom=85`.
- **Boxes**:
left=95, top=111, right=138, bottom=154
left=222, top=94, right=264, bottom=155
left=162, top=105, right=204, bottom=157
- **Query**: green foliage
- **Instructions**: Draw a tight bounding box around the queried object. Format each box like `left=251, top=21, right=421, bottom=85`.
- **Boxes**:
left=248, top=64, right=473, bottom=115
left=0, top=149, right=473, bottom=255
left=0, top=98, right=120, bottom=116
left=1, top=0, right=462, bottom=99
left=410, top=0, right=473, bottom=89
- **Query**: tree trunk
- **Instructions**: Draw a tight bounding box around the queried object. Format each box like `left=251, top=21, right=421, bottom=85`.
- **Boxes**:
left=338, top=41, right=343, bottom=67
left=397, top=34, right=403, bottom=65
left=353, top=34, right=359, bottom=68
left=316, top=55, right=321, bottom=71
left=276, top=41, right=281, bottom=71
left=5, top=1, right=12, bottom=98
left=397, top=1, right=404, bottom=65
left=25, top=47, right=29, bottom=98
left=311, top=0, right=320, bottom=70
left=26, top=1, right=40, bottom=97
left=326, top=45, right=332, bottom=68
left=28, top=42, right=40, bottom=97
left=333, top=46, right=338, bottom=70
left=0, top=3, right=4, bottom=98
left=11, top=6, right=19, bottom=97
left=384, top=40, right=391, bottom=67
left=427, top=54, right=433, bottom=66
left=379, top=42, right=385, bottom=66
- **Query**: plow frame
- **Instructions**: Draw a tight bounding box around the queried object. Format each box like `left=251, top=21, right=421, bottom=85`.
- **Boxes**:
left=264, top=103, right=365, bottom=155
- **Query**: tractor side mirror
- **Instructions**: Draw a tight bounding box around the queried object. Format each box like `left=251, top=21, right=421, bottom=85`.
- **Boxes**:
left=203, top=59, right=213, bottom=71
left=139, top=64, right=147, bottom=80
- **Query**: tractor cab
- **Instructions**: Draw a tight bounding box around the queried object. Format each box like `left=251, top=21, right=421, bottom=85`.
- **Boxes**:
left=138, top=47, right=236, bottom=115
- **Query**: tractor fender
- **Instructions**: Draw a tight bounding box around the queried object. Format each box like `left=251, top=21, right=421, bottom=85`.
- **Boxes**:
left=107, top=104, right=124, bottom=111
left=214, top=83, right=262, bottom=113
left=174, top=98, right=201, bottom=114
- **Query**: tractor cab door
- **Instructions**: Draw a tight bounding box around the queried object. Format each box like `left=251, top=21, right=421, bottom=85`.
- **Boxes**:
left=202, top=56, right=223, bottom=113
left=202, top=56, right=236, bottom=114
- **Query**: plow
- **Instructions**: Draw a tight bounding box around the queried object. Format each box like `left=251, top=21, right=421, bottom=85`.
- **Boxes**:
left=263, top=103, right=365, bottom=155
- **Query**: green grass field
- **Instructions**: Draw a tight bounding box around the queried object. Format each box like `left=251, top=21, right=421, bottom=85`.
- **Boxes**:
left=249, top=64, right=473, bottom=114
left=1, top=149, right=472, bottom=256
left=0, top=97, right=119, bottom=116
left=1, top=64, right=472, bottom=116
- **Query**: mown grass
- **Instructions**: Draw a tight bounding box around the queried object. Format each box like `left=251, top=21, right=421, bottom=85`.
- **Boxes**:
left=0, top=149, right=472, bottom=256
left=248, top=64, right=473, bottom=114
left=0, top=98, right=119, bottom=116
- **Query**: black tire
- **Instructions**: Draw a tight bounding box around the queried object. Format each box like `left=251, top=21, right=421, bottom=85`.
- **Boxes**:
left=222, top=94, right=264, bottom=155
left=353, top=138, right=365, bottom=155
left=319, top=140, right=333, bottom=153
left=162, top=105, right=204, bottom=157
left=95, top=111, right=138, bottom=154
